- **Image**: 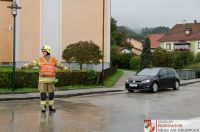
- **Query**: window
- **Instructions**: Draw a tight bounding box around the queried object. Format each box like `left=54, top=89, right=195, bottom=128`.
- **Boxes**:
left=174, top=44, right=190, bottom=50
left=137, top=68, right=161, bottom=76
left=198, top=42, right=200, bottom=49
left=166, top=69, right=175, bottom=75
left=166, top=43, right=171, bottom=50
left=185, top=28, right=192, bottom=35
left=159, top=69, right=166, bottom=76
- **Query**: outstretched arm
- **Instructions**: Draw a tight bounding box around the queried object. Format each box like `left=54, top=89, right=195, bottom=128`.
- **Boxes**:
left=21, top=59, right=39, bottom=69
left=55, top=60, right=70, bottom=71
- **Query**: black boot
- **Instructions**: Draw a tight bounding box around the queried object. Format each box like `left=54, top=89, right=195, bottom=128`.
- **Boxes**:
left=49, top=106, right=56, bottom=112
left=41, top=106, right=46, bottom=113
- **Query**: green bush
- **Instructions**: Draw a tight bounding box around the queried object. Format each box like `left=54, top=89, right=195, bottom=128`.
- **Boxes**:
left=195, top=52, right=200, bottom=63
left=152, top=48, right=175, bottom=67
left=118, top=54, right=133, bottom=69
left=152, top=49, right=195, bottom=69
left=173, top=51, right=195, bottom=69
left=111, top=45, right=133, bottom=69
left=130, top=56, right=140, bottom=70
left=111, top=46, right=121, bottom=66
left=187, top=63, right=200, bottom=71
left=0, top=70, right=99, bottom=88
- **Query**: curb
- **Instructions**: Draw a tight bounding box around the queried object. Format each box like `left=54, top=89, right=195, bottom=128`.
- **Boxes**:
left=0, top=87, right=103, bottom=95
left=0, top=80, right=200, bottom=101
left=180, top=80, right=200, bottom=86
left=0, top=89, right=124, bottom=101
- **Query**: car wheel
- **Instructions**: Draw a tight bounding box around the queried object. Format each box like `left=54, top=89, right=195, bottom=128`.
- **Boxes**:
left=152, top=82, right=159, bottom=93
left=128, top=90, right=134, bottom=93
left=173, top=81, right=180, bottom=90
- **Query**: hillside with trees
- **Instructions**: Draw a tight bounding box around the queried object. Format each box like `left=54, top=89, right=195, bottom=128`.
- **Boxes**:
left=111, top=17, right=170, bottom=70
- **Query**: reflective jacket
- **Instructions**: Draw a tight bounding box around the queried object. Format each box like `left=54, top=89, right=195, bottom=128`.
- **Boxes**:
left=39, top=57, right=56, bottom=77
left=23, top=56, right=69, bottom=83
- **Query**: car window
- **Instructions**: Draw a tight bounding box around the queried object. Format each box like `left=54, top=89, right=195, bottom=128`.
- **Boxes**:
left=137, top=68, right=160, bottom=76
left=166, top=69, right=175, bottom=75
left=159, top=69, right=166, bottom=76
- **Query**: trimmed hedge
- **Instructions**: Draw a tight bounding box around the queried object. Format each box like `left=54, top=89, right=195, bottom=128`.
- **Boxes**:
left=56, top=70, right=99, bottom=87
left=0, top=70, right=99, bottom=88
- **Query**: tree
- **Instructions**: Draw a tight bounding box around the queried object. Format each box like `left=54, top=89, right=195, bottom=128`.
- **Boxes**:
left=141, top=26, right=170, bottom=36
left=152, top=47, right=174, bottom=67
left=110, top=17, right=134, bottom=67
left=111, top=17, right=117, bottom=35
left=117, top=26, right=144, bottom=40
left=111, top=18, right=118, bottom=46
left=62, top=41, right=102, bottom=70
left=111, top=45, right=121, bottom=66
left=111, top=17, right=133, bottom=49
left=140, top=38, right=152, bottom=70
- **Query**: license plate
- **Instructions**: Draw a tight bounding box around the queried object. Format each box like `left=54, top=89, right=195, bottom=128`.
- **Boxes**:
left=129, top=84, right=138, bottom=87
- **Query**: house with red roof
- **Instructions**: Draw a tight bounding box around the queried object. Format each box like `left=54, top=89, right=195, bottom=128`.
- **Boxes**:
left=147, top=34, right=165, bottom=52
left=159, top=20, right=200, bottom=54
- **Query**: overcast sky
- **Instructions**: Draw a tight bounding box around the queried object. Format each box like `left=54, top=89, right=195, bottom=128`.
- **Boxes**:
left=111, top=0, right=200, bottom=29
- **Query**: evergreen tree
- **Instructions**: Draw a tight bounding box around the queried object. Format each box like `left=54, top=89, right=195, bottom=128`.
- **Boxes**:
left=140, top=38, right=152, bottom=70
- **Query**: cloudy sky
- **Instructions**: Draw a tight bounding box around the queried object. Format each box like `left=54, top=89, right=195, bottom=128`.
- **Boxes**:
left=111, top=0, right=200, bottom=29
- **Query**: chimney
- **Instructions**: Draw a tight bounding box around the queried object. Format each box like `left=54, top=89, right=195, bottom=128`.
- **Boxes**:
left=194, top=20, right=197, bottom=23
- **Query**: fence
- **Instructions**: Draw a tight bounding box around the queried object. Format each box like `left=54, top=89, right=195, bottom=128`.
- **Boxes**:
left=176, top=69, right=196, bottom=80
left=97, top=66, right=118, bottom=84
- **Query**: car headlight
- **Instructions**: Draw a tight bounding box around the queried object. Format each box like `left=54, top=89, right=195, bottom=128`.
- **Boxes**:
left=142, top=80, right=151, bottom=83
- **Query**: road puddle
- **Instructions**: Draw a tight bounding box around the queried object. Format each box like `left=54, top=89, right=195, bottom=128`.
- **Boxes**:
left=0, top=100, right=107, bottom=132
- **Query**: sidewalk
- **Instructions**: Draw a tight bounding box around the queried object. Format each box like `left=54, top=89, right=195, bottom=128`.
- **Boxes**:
left=0, top=77, right=200, bottom=101
left=0, top=87, right=124, bottom=101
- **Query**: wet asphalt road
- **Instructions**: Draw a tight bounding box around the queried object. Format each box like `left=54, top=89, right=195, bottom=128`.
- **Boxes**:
left=0, top=82, right=200, bottom=132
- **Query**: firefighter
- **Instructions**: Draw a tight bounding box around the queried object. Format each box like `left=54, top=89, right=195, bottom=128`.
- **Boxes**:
left=21, top=45, right=70, bottom=112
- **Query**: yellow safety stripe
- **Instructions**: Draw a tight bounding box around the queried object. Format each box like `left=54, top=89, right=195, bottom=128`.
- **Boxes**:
left=56, top=62, right=69, bottom=70
left=32, top=60, right=38, bottom=66
left=48, top=100, right=54, bottom=106
left=23, top=60, right=39, bottom=68
left=40, top=101, right=47, bottom=107
left=64, top=66, right=70, bottom=70
left=39, top=77, right=58, bottom=83
left=24, top=64, right=29, bottom=68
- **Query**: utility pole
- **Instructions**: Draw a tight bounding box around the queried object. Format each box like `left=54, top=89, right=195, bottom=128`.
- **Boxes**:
left=102, top=0, right=105, bottom=84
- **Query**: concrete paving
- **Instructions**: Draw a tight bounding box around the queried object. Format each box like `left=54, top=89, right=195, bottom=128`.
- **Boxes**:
left=0, top=99, right=107, bottom=132
left=0, top=82, right=200, bottom=132
left=0, top=70, right=200, bottom=101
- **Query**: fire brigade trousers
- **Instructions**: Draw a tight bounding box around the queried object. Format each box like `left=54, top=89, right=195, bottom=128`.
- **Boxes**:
left=39, top=83, right=55, bottom=107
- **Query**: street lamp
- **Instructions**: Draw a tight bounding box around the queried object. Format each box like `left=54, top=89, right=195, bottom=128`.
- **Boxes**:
left=7, top=0, right=21, bottom=90
left=102, top=0, right=105, bottom=84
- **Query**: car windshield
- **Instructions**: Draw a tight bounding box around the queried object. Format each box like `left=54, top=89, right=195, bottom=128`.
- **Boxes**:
left=137, top=68, right=160, bottom=76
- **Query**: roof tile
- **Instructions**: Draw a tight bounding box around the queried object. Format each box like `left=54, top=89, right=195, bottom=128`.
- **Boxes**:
left=159, top=23, right=200, bottom=42
left=148, top=34, right=165, bottom=49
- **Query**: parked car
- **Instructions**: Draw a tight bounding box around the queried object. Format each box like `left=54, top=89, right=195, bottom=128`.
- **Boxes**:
left=125, top=67, right=180, bottom=93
